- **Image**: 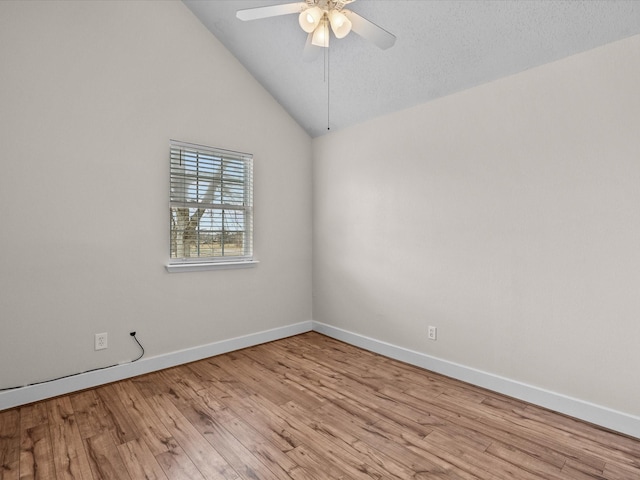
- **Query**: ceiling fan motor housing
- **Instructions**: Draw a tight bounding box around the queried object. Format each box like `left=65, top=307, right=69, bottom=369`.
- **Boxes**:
left=236, top=0, right=395, bottom=50
left=301, top=0, right=353, bottom=44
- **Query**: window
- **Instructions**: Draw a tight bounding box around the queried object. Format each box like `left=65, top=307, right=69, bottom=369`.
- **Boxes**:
left=169, top=140, right=254, bottom=270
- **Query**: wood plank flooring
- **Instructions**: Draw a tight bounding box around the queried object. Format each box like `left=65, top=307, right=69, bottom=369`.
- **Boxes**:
left=1, top=332, right=639, bottom=479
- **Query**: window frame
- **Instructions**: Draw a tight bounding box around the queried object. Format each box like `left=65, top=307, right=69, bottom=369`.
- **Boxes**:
left=166, top=140, right=256, bottom=272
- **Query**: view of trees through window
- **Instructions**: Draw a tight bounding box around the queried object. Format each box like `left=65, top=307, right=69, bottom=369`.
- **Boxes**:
left=170, top=141, right=253, bottom=262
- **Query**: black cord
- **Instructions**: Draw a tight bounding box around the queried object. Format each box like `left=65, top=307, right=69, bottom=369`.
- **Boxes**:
left=130, top=331, right=145, bottom=362
left=0, top=332, right=145, bottom=392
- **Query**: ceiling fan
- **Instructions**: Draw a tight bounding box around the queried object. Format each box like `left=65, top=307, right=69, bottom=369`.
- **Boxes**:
left=236, top=0, right=396, bottom=51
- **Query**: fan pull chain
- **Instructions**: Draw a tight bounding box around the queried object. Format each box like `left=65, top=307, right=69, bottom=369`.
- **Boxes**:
left=326, top=44, right=331, bottom=131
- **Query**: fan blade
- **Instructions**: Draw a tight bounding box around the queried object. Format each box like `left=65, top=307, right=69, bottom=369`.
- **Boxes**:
left=303, top=32, right=322, bottom=62
left=236, top=2, right=306, bottom=21
left=343, top=10, right=396, bottom=49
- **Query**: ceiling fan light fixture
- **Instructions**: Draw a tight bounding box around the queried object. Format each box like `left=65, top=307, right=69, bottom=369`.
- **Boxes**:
left=328, top=9, right=352, bottom=39
left=298, top=6, right=323, bottom=33
left=311, top=18, right=330, bottom=48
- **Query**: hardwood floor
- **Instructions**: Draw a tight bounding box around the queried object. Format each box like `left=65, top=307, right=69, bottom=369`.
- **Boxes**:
left=1, top=332, right=639, bottom=479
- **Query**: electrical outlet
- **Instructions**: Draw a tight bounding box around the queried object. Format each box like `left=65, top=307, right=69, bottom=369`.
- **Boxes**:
left=95, top=332, right=108, bottom=350
left=428, top=326, right=437, bottom=341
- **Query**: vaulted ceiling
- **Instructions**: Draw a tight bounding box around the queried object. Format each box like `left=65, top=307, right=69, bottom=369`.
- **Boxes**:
left=184, top=1, right=640, bottom=138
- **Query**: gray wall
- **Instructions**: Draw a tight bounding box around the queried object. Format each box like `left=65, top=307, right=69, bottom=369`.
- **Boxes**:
left=0, top=0, right=312, bottom=389
left=313, top=34, right=640, bottom=417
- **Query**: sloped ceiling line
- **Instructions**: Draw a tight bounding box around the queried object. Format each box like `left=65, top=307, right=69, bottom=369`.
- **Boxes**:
left=184, top=0, right=640, bottom=138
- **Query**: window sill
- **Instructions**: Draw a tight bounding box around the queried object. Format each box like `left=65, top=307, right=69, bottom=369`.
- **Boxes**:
left=165, top=260, right=259, bottom=273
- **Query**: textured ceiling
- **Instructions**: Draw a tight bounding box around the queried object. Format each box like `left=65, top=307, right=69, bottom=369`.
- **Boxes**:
left=184, top=0, right=640, bottom=138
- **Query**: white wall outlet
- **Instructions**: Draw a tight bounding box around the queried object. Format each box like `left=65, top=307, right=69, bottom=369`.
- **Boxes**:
left=95, top=332, right=108, bottom=350
left=428, top=326, right=437, bottom=341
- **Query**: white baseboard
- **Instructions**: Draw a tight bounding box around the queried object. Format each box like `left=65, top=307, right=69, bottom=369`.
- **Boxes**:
left=3, top=319, right=638, bottom=440
left=312, top=321, right=640, bottom=440
left=0, top=321, right=313, bottom=411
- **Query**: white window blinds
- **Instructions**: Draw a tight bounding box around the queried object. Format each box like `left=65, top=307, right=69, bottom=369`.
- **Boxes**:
left=170, top=140, right=253, bottom=264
